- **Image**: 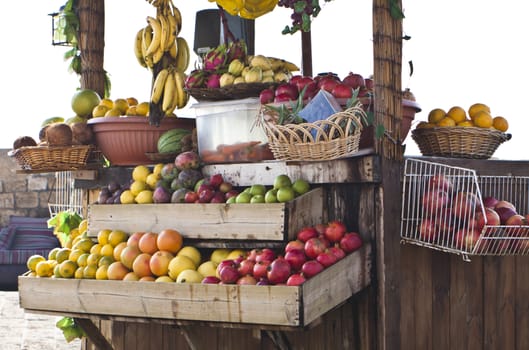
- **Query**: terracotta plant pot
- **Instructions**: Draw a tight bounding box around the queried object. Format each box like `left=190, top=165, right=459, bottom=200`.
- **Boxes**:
left=87, top=116, right=196, bottom=166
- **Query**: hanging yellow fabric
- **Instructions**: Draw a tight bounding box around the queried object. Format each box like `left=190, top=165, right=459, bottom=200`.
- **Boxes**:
left=208, top=0, right=278, bottom=19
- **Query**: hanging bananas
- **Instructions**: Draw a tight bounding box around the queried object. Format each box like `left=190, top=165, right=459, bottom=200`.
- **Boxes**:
left=150, top=67, right=188, bottom=115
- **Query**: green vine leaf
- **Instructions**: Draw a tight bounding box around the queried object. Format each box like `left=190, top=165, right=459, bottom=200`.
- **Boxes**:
left=388, top=0, right=405, bottom=19
left=375, top=124, right=386, bottom=139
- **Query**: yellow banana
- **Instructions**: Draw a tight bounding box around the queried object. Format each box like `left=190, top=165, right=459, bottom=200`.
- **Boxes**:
left=134, top=28, right=147, bottom=68
left=142, top=25, right=154, bottom=69
left=168, top=40, right=178, bottom=59
left=158, top=14, right=170, bottom=53
left=165, top=9, right=177, bottom=49
left=145, top=16, right=162, bottom=57
left=175, top=37, right=190, bottom=72
left=164, top=71, right=180, bottom=115
left=151, top=68, right=170, bottom=104
left=173, top=70, right=188, bottom=109
left=170, top=4, right=182, bottom=35
left=162, top=70, right=176, bottom=113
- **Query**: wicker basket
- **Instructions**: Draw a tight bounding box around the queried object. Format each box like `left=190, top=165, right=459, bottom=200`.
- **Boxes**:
left=411, top=126, right=511, bottom=159
left=186, top=82, right=278, bottom=101
left=259, top=104, right=366, bottom=161
left=8, top=145, right=93, bottom=171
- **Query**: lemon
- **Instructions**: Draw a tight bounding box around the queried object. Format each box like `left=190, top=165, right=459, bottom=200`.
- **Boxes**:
left=146, top=173, right=161, bottom=190
left=197, top=261, right=218, bottom=277
left=436, top=117, right=456, bottom=127
left=59, top=260, right=78, bottom=278
left=120, top=190, right=135, bottom=204
left=55, top=248, right=72, bottom=264
left=108, top=230, right=128, bottom=247
left=100, top=243, right=115, bottom=257
left=53, top=264, right=62, bottom=278
left=226, top=249, right=247, bottom=261
left=113, top=98, right=129, bottom=115
left=135, top=190, right=154, bottom=204
left=27, top=255, right=46, bottom=272
left=98, top=255, right=115, bottom=267
left=92, top=105, right=110, bottom=118
left=100, top=98, right=114, bottom=109
left=428, top=108, right=446, bottom=124
left=104, top=107, right=122, bottom=117
left=73, top=238, right=94, bottom=253
left=47, top=247, right=61, bottom=261
left=126, top=97, right=139, bottom=106
left=90, top=243, right=102, bottom=255
left=97, top=229, right=112, bottom=245
left=78, top=219, right=88, bottom=235
left=130, top=180, right=148, bottom=196
left=168, top=255, right=196, bottom=280
left=473, top=110, right=493, bottom=128
left=87, top=253, right=102, bottom=266
left=96, top=265, right=109, bottom=280
left=36, top=261, right=53, bottom=277
left=468, top=103, right=491, bottom=120
left=493, top=116, right=509, bottom=132
left=68, top=249, right=84, bottom=263
left=177, top=246, right=202, bottom=268
left=74, top=266, right=84, bottom=279
left=136, top=102, right=150, bottom=116
left=132, top=165, right=151, bottom=182
left=446, top=106, right=467, bottom=123
left=210, top=248, right=230, bottom=265
left=125, top=106, right=138, bottom=116
left=77, top=253, right=89, bottom=267
left=176, top=269, right=203, bottom=283
left=83, top=264, right=98, bottom=279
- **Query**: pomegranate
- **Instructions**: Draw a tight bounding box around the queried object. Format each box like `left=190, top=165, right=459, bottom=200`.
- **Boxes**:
left=301, top=260, right=324, bottom=278
left=267, top=257, right=292, bottom=285
left=259, top=88, right=275, bottom=104
left=275, top=83, right=299, bottom=100
left=339, top=232, right=363, bottom=253
left=328, top=246, right=346, bottom=260
left=286, top=273, right=306, bottom=286
left=285, top=239, right=305, bottom=252
left=201, top=276, right=221, bottom=284
left=296, top=226, right=319, bottom=242
left=284, top=249, right=307, bottom=271
left=316, top=250, right=338, bottom=268
left=236, top=275, right=257, bottom=285
left=252, top=260, right=271, bottom=280
left=324, top=220, right=347, bottom=243
left=237, top=259, right=255, bottom=276
left=304, top=237, right=327, bottom=259
left=218, top=264, right=240, bottom=284
left=255, top=248, right=276, bottom=263
left=342, top=72, right=365, bottom=89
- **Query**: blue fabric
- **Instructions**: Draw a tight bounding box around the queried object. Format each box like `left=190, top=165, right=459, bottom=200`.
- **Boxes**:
left=10, top=227, right=59, bottom=250
left=0, top=227, right=15, bottom=250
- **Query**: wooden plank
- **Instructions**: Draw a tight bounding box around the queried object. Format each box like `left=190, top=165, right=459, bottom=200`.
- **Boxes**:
left=19, top=244, right=370, bottom=327
left=74, top=318, right=113, bottom=350
left=399, top=244, right=417, bottom=349
left=515, top=255, right=529, bottom=350
left=87, top=187, right=323, bottom=242
left=431, top=250, right=450, bottom=350
left=413, top=245, right=433, bottom=350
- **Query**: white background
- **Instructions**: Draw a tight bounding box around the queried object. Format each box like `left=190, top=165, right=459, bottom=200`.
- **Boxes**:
left=1, top=0, right=527, bottom=160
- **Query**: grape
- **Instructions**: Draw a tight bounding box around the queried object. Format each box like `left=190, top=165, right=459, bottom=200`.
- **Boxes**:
left=278, top=0, right=329, bottom=34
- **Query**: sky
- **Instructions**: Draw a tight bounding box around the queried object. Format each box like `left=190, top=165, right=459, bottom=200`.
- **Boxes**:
left=2, top=0, right=528, bottom=160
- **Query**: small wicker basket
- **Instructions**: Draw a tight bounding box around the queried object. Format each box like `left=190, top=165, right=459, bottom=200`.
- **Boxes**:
left=259, top=104, right=366, bottom=161
left=186, top=82, right=278, bottom=101
left=8, top=145, right=93, bottom=171
left=411, top=126, right=511, bottom=159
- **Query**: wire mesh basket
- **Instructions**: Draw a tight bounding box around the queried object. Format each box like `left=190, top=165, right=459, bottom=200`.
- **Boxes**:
left=400, top=158, right=529, bottom=261
left=48, top=171, right=84, bottom=217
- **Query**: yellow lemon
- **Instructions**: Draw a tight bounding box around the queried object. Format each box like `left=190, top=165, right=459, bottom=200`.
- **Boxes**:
left=473, top=110, right=493, bottom=128
left=146, top=173, right=161, bottom=190
left=126, top=97, right=139, bottom=106
left=99, top=98, right=114, bottom=109
left=97, top=229, right=112, bottom=245
left=73, top=238, right=94, bottom=253
left=47, top=247, right=61, bottom=261
left=53, top=264, right=62, bottom=278
left=136, top=102, right=150, bottom=116
left=436, top=117, right=456, bottom=127
left=78, top=219, right=88, bottom=235
left=176, top=269, right=203, bottom=283
left=55, top=248, right=72, bottom=264
left=90, top=243, right=102, bottom=255
left=74, top=266, right=84, bottom=279
left=152, top=163, right=164, bottom=177
left=155, top=276, right=174, bottom=283
left=135, top=190, right=154, bottom=204
left=120, top=190, right=135, bottom=204
left=226, top=249, right=247, bottom=261
left=35, top=261, right=53, bottom=277
left=492, top=116, right=509, bottom=132
left=108, top=230, right=128, bottom=247
left=177, top=246, right=202, bottom=268
left=468, top=103, right=491, bottom=120
left=100, top=243, right=115, bottom=257
left=113, top=98, right=129, bottom=115
left=130, top=180, right=148, bottom=196
left=27, top=255, right=46, bottom=272
left=428, top=108, right=446, bottom=124
left=168, top=255, right=196, bottom=280
left=92, top=105, right=110, bottom=118
left=77, top=253, right=89, bottom=267
left=104, top=107, right=122, bottom=117
left=457, top=120, right=474, bottom=127
left=197, top=261, right=218, bottom=277
left=96, top=265, right=109, bottom=280
left=68, top=249, right=84, bottom=263
left=83, top=264, right=98, bottom=279
left=125, top=106, right=138, bottom=116
left=59, top=260, right=78, bottom=278
left=132, top=165, right=151, bottom=182
left=87, top=253, right=102, bottom=266
left=446, top=106, right=467, bottom=123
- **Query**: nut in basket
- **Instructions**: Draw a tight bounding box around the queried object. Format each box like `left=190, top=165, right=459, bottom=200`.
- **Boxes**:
left=8, top=145, right=93, bottom=171
left=257, top=102, right=368, bottom=161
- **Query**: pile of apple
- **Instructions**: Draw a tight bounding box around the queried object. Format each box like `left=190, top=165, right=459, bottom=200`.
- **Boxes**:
left=418, top=174, right=529, bottom=252
left=259, top=72, right=370, bottom=104
left=208, top=220, right=363, bottom=286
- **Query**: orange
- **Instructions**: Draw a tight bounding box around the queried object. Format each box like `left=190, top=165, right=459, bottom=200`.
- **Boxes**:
left=436, top=117, right=456, bottom=127
left=492, top=116, right=509, bottom=132
left=457, top=120, right=474, bottom=127
left=473, top=110, right=493, bottom=128
left=468, top=103, right=491, bottom=120
left=427, top=108, right=446, bottom=123
left=446, top=106, right=467, bottom=123
left=156, top=229, right=183, bottom=254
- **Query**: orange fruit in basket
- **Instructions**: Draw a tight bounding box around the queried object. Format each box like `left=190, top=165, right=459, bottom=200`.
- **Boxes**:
left=457, top=120, right=474, bottom=127
left=436, top=117, right=456, bottom=127
left=473, top=110, right=493, bottom=128
left=492, top=116, right=509, bottom=132
left=446, top=106, right=467, bottom=123
left=428, top=108, right=446, bottom=123
left=468, top=103, right=491, bottom=121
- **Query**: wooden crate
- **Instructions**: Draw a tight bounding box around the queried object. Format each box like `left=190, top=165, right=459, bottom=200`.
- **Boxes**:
left=19, top=243, right=370, bottom=328
left=87, top=187, right=323, bottom=242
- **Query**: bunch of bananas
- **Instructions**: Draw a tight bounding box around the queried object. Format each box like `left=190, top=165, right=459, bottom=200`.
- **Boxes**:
left=135, top=0, right=191, bottom=116
left=209, top=0, right=279, bottom=19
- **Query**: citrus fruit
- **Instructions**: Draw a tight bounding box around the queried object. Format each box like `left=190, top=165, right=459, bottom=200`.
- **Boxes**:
left=197, top=261, right=218, bottom=277
left=98, top=255, right=115, bottom=267
left=132, top=165, right=151, bottom=182
left=468, top=103, right=491, bottom=120
left=47, top=247, right=61, bottom=261
left=273, top=174, right=292, bottom=189
left=436, top=117, right=456, bottom=127
left=96, top=265, right=109, bottom=280
left=59, top=260, right=78, bottom=278
left=74, top=266, right=84, bottom=279
left=277, top=186, right=296, bottom=202
left=120, top=190, right=135, bottom=204
left=177, top=246, right=202, bottom=268
left=492, top=116, right=509, bottom=132
left=135, top=190, right=154, bottom=204
left=53, top=264, right=62, bottom=278
left=113, top=241, right=127, bottom=262
left=126, top=106, right=138, bottom=116
left=87, top=253, right=102, bottom=266
left=168, top=255, right=196, bottom=280
left=83, top=264, right=98, bottom=279
left=73, top=238, right=94, bottom=253
left=292, top=179, right=310, bottom=196
left=77, top=253, right=89, bottom=267
left=27, top=255, right=46, bottom=272
left=107, top=261, right=130, bottom=280
left=113, top=98, right=129, bottom=115
left=130, top=180, right=148, bottom=196
left=105, top=107, right=121, bottom=117
left=126, top=97, right=139, bottom=106
left=136, top=102, right=150, bottom=116
left=457, top=120, right=474, bottom=127
left=156, top=229, right=183, bottom=254
left=36, top=261, right=53, bottom=277
left=123, top=271, right=140, bottom=281
left=176, top=269, right=203, bottom=283
left=446, top=106, right=467, bottom=123
left=155, top=276, right=174, bottom=283
left=146, top=173, right=161, bottom=190
left=100, top=243, right=114, bottom=257
left=92, top=105, right=109, bottom=118
left=68, top=249, right=84, bottom=263
left=427, top=108, right=446, bottom=124
left=149, top=250, right=174, bottom=276
left=473, top=110, right=493, bottom=128
left=90, top=243, right=102, bottom=255
left=108, top=230, right=128, bottom=247
left=152, top=163, right=164, bottom=177
left=71, top=89, right=101, bottom=117
left=55, top=248, right=72, bottom=264
left=99, top=98, right=114, bottom=109
left=97, top=229, right=112, bottom=245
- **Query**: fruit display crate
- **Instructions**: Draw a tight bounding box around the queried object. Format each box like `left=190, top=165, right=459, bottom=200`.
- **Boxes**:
left=400, top=158, right=529, bottom=261
left=18, top=243, right=371, bottom=328
left=87, top=187, right=323, bottom=244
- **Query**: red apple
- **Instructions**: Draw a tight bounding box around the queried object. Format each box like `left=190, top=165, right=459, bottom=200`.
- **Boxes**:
left=418, top=218, right=438, bottom=242
left=301, top=260, right=324, bottom=278
left=339, top=232, right=363, bottom=253
left=209, top=191, right=226, bottom=203
left=208, top=174, right=224, bottom=189
left=198, top=188, right=215, bottom=203
left=304, top=237, right=327, bottom=259
left=286, top=273, right=306, bottom=286
left=295, top=76, right=315, bottom=92
left=296, top=226, right=319, bottom=242
left=422, top=189, right=450, bottom=215
left=184, top=191, right=199, bottom=203
left=324, top=220, right=347, bottom=243
left=224, top=189, right=239, bottom=200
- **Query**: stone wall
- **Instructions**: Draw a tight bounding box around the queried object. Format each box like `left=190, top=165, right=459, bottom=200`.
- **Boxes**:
left=0, top=149, right=56, bottom=226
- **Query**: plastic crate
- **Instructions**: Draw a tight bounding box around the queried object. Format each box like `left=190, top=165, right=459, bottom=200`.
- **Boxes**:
left=400, top=158, right=529, bottom=261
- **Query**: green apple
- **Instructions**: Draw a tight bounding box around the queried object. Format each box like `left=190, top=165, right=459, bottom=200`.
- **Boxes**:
left=194, top=179, right=205, bottom=193
left=226, top=196, right=237, bottom=204
left=276, top=186, right=295, bottom=203
left=235, top=192, right=252, bottom=203
left=243, top=187, right=252, bottom=194
left=250, top=194, right=265, bottom=203
left=264, top=189, right=278, bottom=203
left=249, top=184, right=266, bottom=196
left=273, top=174, right=292, bottom=189
left=292, top=179, right=310, bottom=196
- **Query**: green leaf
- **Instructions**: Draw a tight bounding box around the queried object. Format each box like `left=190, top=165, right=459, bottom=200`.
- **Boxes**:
left=375, top=124, right=386, bottom=139
left=294, top=1, right=306, bottom=13
left=301, top=13, right=311, bottom=32
left=388, top=0, right=405, bottom=19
